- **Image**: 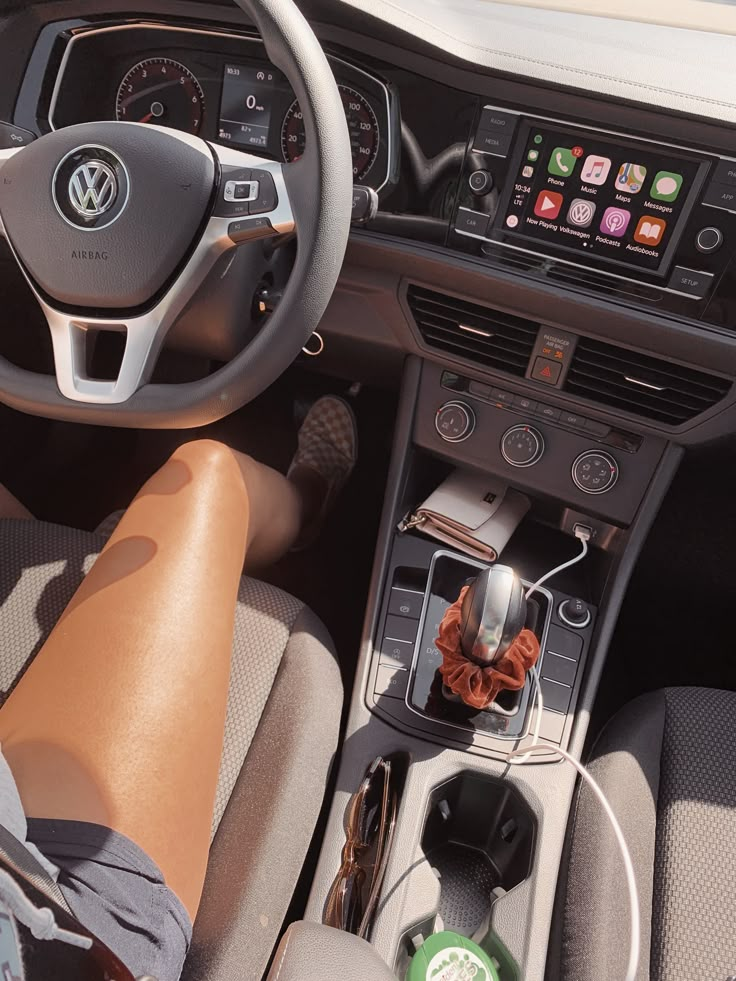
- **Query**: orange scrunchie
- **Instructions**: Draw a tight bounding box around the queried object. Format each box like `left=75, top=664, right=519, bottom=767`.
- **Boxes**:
left=436, top=585, right=540, bottom=711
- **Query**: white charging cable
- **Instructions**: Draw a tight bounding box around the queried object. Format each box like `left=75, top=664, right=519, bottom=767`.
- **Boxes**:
left=505, top=530, right=640, bottom=981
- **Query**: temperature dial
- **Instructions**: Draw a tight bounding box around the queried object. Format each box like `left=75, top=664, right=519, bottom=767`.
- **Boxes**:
left=501, top=425, right=544, bottom=468
left=572, top=450, right=618, bottom=495
left=435, top=401, right=476, bottom=442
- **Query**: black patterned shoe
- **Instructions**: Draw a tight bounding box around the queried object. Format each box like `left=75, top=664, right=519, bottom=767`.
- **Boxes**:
left=288, top=395, right=358, bottom=547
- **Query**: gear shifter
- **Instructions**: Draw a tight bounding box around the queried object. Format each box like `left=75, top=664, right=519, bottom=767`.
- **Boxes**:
left=459, top=565, right=527, bottom=666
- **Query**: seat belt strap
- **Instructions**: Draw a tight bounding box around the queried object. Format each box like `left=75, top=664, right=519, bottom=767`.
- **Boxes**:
left=0, top=823, right=73, bottom=915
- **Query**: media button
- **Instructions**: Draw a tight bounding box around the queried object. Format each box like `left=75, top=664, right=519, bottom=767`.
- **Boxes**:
left=473, top=129, right=513, bottom=157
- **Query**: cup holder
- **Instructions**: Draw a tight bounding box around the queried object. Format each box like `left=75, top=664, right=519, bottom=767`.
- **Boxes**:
left=421, top=771, right=535, bottom=937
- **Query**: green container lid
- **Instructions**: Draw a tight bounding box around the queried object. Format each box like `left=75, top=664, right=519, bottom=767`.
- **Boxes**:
left=406, top=931, right=501, bottom=981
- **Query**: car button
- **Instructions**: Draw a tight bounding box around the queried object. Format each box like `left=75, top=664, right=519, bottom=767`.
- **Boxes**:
left=455, top=208, right=490, bottom=237
left=249, top=169, right=278, bottom=215
left=388, top=587, right=424, bottom=620
left=536, top=403, right=561, bottom=422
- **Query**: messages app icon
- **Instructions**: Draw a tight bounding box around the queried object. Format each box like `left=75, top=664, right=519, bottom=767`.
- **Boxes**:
left=650, top=171, right=683, bottom=202
left=548, top=147, right=577, bottom=177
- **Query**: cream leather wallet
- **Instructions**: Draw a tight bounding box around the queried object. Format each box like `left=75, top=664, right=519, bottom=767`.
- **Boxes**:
left=400, top=470, right=530, bottom=562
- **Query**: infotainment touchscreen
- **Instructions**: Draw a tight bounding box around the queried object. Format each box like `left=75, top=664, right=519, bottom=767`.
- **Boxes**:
left=493, top=119, right=710, bottom=275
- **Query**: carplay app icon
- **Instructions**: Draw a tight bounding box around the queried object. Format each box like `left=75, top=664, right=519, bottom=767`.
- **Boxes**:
left=580, top=155, right=611, bottom=186
left=615, top=163, right=647, bottom=194
left=600, top=207, right=631, bottom=237
left=650, top=171, right=683, bottom=202
left=634, top=215, right=667, bottom=245
left=534, top=190, right=564, bottom=220
left=548, top=148, right=577, bottom=178
left=567, top=198, right=596, bottom=228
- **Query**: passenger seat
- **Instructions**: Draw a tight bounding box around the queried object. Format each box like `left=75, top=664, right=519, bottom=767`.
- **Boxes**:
left=559, top=687, right=736, bottom=980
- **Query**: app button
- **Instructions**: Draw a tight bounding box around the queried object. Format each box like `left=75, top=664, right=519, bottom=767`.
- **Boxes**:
left=522, top=165, right=534, bottom=178
left=527, top=149, right=540, bottom=162
left=567, top=198, right=596, bottom=228
left=534, top=190, right=564, bottom=219
left=615, top=163, right=647, bottom=194
left=650, top=171, right=683, bottom=202
left=634, top=215, right=667, bottom=245
left=600, top=207, right=631, bottom=237
left=506, top=214, right=519, bottom=228
left=580, top=155, right=612, bottom=186
left=548, top=147, right=577, bottom=177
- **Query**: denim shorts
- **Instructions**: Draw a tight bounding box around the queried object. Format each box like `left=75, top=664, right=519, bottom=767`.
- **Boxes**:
left=26, top=819, right=192, bottom=981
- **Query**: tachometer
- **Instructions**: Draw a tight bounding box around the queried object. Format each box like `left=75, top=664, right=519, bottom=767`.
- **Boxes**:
left=281, top=84, right=379, bottom=179
left=116, top=58, right=204, bottom=135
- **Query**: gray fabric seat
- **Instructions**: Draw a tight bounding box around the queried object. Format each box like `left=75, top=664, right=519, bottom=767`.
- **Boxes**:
left=559, top=687, right=736, bottom=981
left=0, top=517, right=343, bottom=981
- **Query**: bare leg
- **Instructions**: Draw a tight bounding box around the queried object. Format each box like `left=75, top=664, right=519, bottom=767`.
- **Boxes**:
left=0, top=484, right=33, bottom=520
left=0, top=440, right=303, bottom=920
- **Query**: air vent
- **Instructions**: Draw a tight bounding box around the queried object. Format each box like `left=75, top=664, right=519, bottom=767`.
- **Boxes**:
left=566, top=336, right=730, bottom=425
left=407, top=285, right=538, bottom=377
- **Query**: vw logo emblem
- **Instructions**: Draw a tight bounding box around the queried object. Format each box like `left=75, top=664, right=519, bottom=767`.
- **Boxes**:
left=53, top=145, right=130, bottom=230
left=68, top=161, right=117, bottom=217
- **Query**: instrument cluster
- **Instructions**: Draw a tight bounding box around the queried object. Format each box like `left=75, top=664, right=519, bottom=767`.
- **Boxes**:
left=49, top=23, right=397, bottom=192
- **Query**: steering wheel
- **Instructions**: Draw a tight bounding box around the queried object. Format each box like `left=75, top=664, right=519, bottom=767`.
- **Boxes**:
left=0, top=0, right=352, bottom=427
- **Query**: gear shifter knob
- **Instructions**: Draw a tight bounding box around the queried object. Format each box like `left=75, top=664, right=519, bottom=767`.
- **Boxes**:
left=459, top=565, right=526, bottom=666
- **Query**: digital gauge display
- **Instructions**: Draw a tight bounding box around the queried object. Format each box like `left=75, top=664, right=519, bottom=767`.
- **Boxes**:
left=218, top=64, right=275, bottom=149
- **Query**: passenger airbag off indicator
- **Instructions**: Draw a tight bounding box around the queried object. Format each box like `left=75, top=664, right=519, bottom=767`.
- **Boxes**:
left=526, top=328, right=579, bottom=388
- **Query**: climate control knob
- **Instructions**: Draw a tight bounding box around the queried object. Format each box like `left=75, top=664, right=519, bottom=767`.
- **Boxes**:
left=435, top=401, right=476, bottom=442
left=501, top=425, right=544, bottom=468
left=572, top=450, right=618, bottom=495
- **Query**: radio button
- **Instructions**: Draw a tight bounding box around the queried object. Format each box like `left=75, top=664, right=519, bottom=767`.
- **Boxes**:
left=695, top=226, right=723, bottom=254
left=668, top=266, right=715, bottom=298
left=478, top=108, right=518, bottom=136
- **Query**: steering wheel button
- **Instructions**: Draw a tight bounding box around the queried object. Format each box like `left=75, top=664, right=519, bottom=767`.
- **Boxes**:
left=228, top=216, right=276, bottom=244
left=224, top=180, right=258, bottom=202
left=249, top=169, right=278, bottom=215
left=0, top=121, right=36, bottom=150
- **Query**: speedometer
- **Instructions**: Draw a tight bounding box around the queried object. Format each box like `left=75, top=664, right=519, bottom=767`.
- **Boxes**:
left=281, top=84, right=379, bottom=179
left=116, top=58, right=204, bottom=135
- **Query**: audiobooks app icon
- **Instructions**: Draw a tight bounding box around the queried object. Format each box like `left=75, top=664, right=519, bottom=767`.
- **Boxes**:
left=634, top=216, right=667, bottom=246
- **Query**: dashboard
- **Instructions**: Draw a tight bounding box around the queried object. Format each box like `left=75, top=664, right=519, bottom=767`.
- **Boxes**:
left=4, top=3, right=736, bottom=450
left=48, top=22, right=398, bottom=192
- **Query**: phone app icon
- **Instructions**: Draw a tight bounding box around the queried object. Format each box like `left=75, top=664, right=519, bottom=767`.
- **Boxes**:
left=534, top=190, right=564, bottom=220
left=600, top=207, right=631, bottom=237
left=650, top=171, right=683, bottom=202
left=634, top=215, right=667, bottom=245
left=567, top=198, right=596, bottom=228
left=548, top=147, right=577, bottom=177
left=580, top=155, right=612, bottom=186
left=615, top=163, right=647, bottom=194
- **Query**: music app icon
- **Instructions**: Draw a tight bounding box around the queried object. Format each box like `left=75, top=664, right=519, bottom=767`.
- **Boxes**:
left=581, top=154, right=612, bottom=186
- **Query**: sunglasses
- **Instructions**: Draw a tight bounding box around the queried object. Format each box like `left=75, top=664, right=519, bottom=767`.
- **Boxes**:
left=324, top=755, right=398, bottom=940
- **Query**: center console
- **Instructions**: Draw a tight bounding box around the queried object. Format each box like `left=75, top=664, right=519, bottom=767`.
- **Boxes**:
left=305, top=357, right=683, bottom=979
left=450, top=106, right=736, bottom=332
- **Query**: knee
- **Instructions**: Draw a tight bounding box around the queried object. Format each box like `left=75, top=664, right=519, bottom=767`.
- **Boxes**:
left=171, top=439, right=243, bottom=488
